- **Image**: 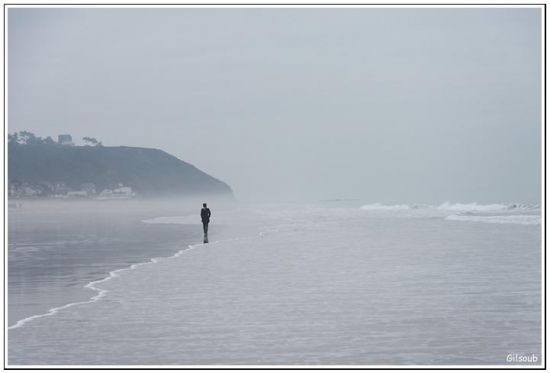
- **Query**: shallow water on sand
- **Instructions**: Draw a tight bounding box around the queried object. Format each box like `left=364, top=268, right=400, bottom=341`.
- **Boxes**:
left=8, top=200, right=234, bottom=325
left=8, top=203, right=542, bottom=366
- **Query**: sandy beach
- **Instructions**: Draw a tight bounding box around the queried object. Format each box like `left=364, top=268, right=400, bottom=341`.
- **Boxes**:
left=8, top=202, right=541, bottom=366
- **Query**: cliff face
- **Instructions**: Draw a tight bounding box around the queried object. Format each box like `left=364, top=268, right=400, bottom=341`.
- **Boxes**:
left=8, top=143, right=233, bottom=197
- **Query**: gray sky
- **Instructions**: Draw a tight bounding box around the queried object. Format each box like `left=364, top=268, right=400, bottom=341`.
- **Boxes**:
left=8, top=7, right=542, bottom=203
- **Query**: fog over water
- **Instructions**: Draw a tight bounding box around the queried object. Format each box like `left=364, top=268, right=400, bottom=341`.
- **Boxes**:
left=7, top=6, right=544, bottom=367
left=8, top=7, right=541, bottom=203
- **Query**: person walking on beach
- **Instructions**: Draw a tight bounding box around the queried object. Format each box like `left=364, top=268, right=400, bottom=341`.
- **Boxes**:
left=201, top=203, right=211, bottom=235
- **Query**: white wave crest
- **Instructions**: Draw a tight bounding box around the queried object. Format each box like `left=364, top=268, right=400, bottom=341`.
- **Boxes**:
left=437, top=202, right=509, bottom=212
left=445, top=214, right=541, bottom=225
left=507, top=203, right=540, bottom=210
left=360, top=203, right=411, bottom=211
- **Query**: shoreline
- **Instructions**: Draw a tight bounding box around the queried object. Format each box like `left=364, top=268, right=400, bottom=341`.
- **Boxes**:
left=8, top=242, right=201, bottom=330
left=7, top=204, right=541, bottom=365
left=9, top=230, right=259, bottom=330
left=7, top=201, right=204, bottom=326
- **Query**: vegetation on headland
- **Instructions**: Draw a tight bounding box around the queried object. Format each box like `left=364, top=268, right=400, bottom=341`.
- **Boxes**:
left=8, top=132, right=233, bottom=199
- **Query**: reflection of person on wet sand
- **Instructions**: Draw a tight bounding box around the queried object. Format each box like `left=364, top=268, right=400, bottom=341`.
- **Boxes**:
left=201, top=203, right=211, bottom=235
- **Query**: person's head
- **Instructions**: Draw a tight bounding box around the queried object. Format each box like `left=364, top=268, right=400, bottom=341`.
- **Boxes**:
left=203, top=203, right=207, bottom=208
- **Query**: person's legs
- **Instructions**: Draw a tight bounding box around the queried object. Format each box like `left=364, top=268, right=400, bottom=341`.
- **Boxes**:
left=205, top=222, right=209, bottom=234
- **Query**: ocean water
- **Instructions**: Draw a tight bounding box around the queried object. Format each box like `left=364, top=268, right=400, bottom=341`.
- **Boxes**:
left=8, top=202, right=542, bottom=366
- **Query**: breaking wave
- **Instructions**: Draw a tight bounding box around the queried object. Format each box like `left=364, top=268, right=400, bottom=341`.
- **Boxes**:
left=437, top=202, right=509, bottom=212
left=360, top=202, right=539, bottom=212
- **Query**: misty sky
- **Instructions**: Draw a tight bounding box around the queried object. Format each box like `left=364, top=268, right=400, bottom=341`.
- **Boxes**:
left=8, top=7, right=542, bottom=203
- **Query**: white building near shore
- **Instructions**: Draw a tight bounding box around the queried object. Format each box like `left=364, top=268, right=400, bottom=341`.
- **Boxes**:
left=97, top=184, right=136, bottom=199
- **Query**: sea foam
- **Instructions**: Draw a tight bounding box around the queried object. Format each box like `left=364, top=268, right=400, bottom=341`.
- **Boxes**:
left=8, top=243, right=202, bottom=330
left=360, top=202, right=538, bottom=213
left=437, top=202, right=510, bottom=212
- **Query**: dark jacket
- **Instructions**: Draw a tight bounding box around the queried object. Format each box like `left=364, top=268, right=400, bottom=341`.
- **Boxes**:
left=201, top=207, right=211, bottom=223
